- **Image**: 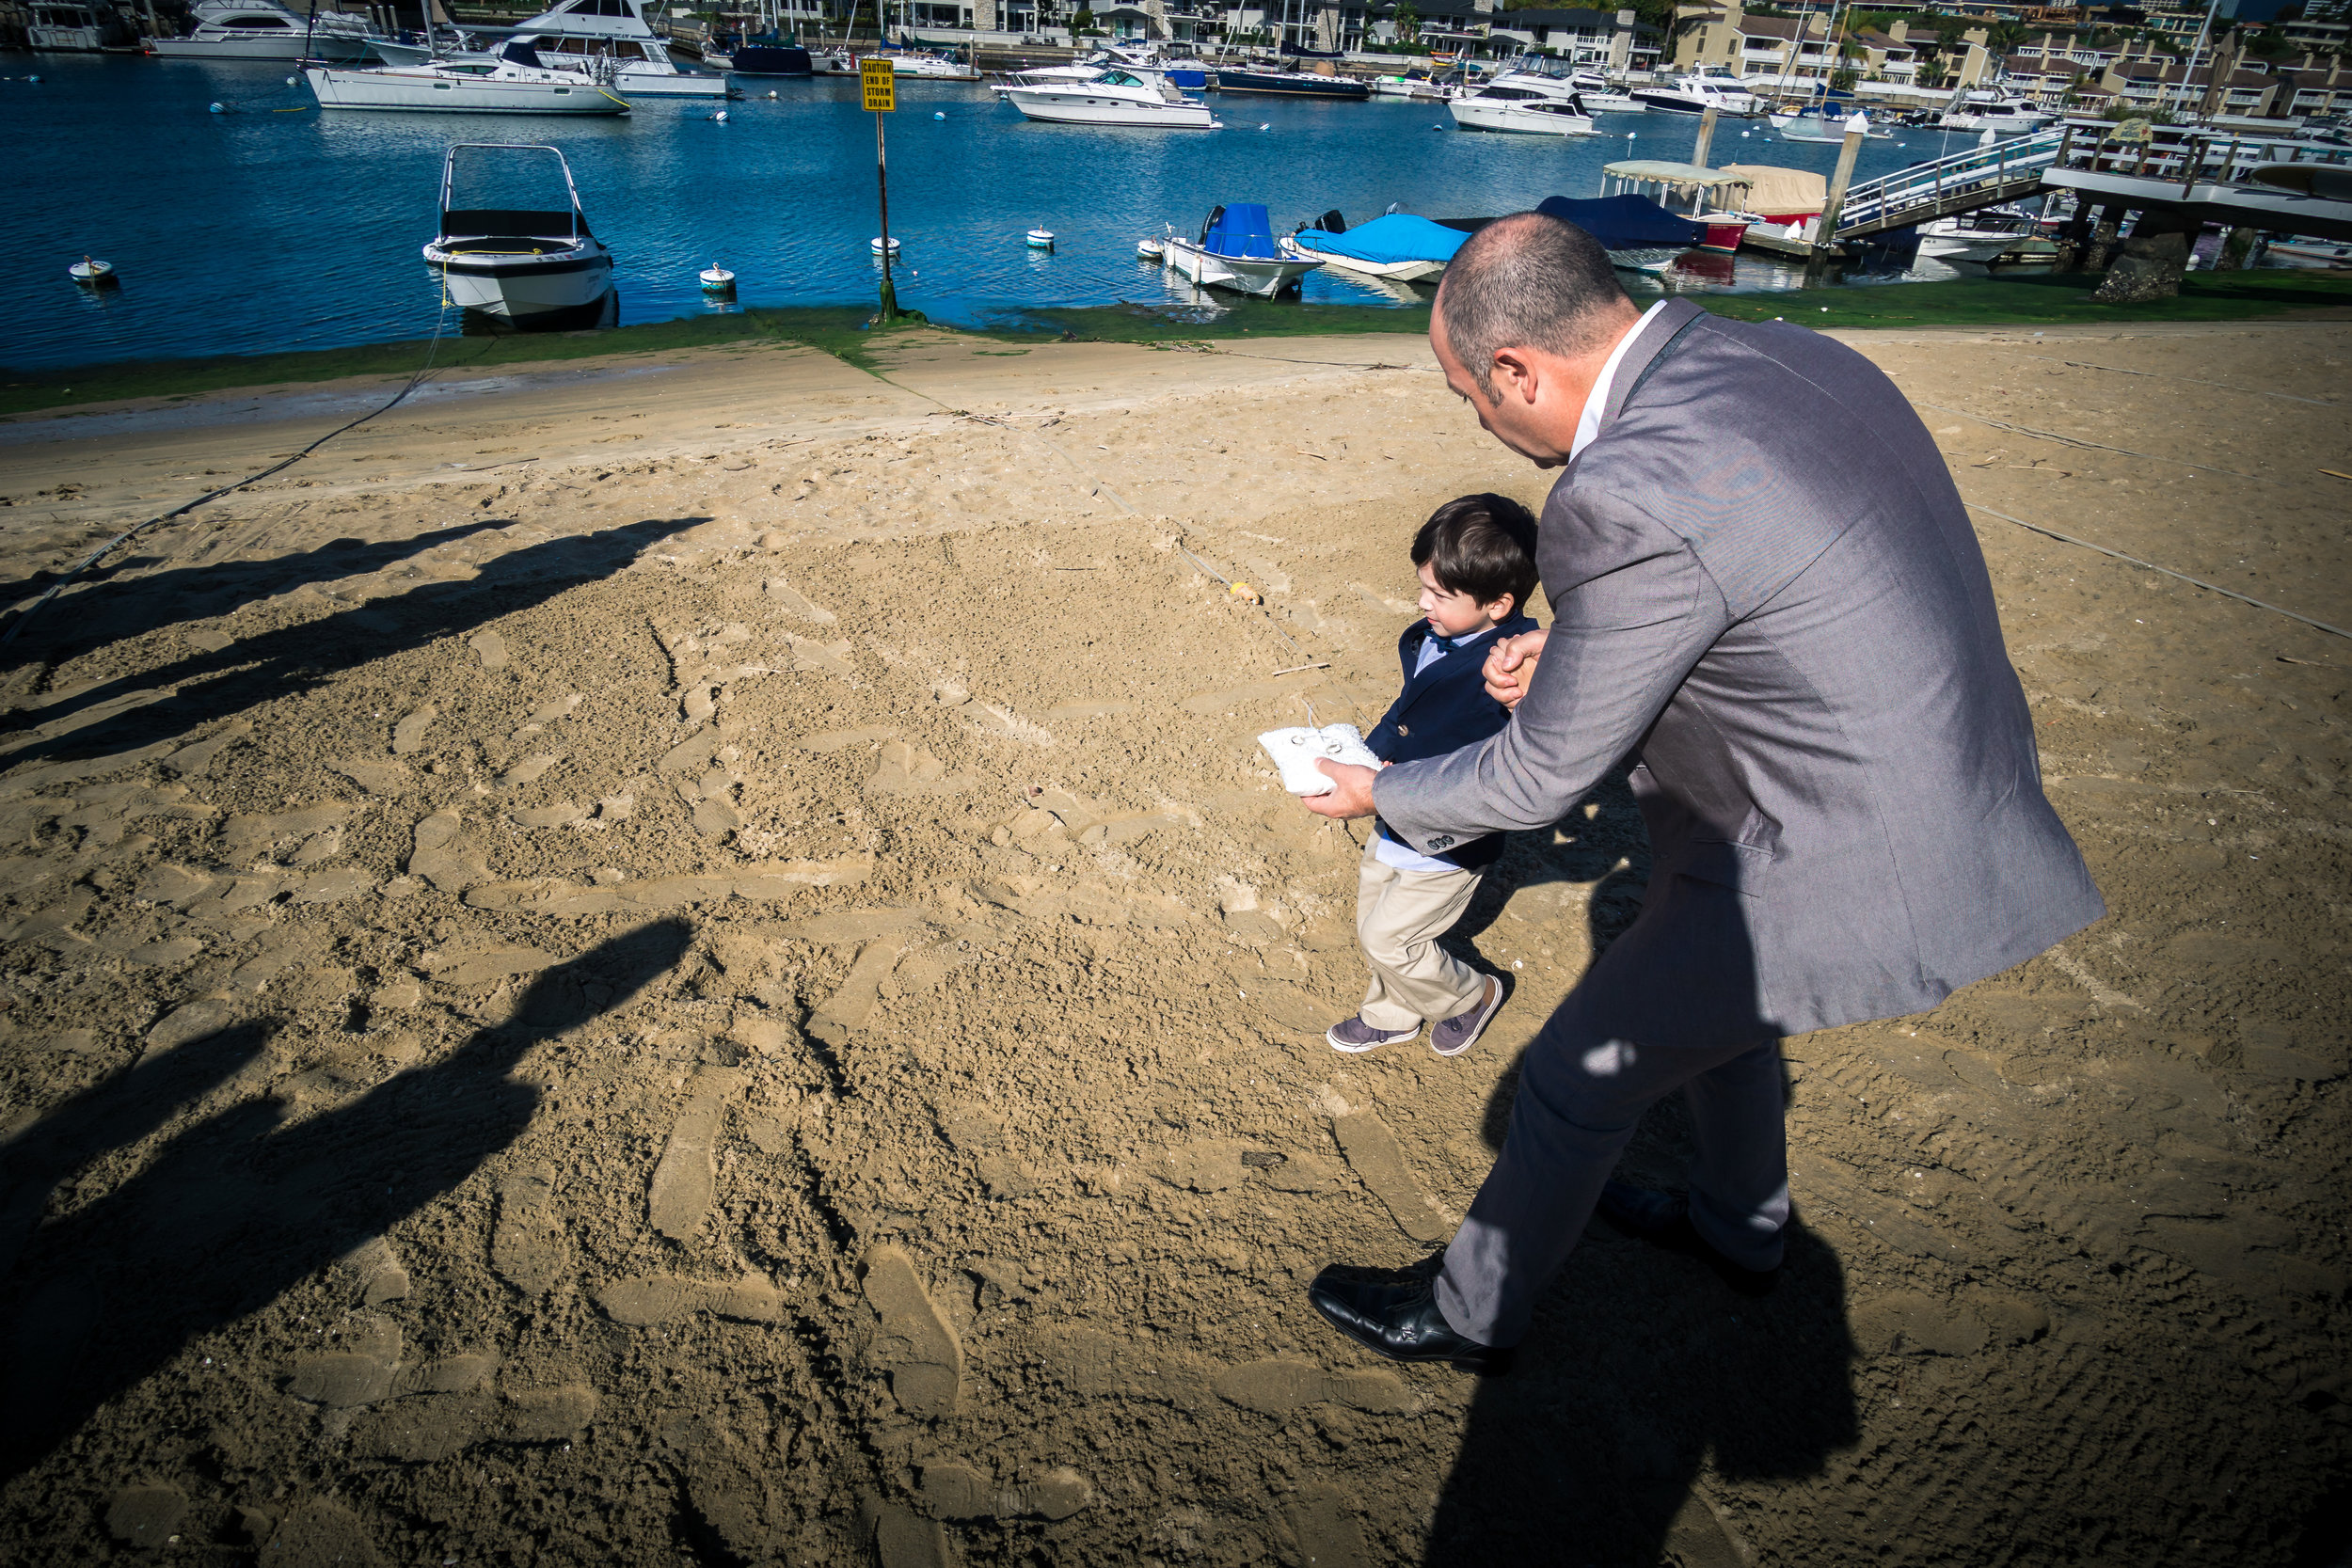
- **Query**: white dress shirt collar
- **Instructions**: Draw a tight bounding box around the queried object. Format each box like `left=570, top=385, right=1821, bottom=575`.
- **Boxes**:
left=1570, top=299, right=1669, bottom=462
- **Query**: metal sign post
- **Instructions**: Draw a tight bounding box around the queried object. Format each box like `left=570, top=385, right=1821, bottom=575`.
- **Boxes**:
left=861, top=58, right=901, bottom=320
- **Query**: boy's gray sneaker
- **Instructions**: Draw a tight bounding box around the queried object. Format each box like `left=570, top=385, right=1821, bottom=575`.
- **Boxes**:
left=1327, top=1015, right=1420, bottom=1053
left=1430, top=975, right=1505, bottom=1057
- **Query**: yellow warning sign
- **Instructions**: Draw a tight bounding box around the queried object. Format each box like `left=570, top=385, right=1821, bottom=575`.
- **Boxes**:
left=860, top=58, right=897, bottom=113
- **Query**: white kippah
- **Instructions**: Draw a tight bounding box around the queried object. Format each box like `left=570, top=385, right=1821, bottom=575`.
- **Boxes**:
left=1257, top=724, right=1381, bottom=797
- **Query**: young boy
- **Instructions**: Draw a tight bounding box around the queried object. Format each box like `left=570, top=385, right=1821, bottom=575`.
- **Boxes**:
left=1327, top=493, right=1540, bottom=1057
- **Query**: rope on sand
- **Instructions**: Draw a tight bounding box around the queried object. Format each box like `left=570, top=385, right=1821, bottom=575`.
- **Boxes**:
left=1966, top=500, right=2351, bottom=641
left=4, top=286, right=455, bottom=648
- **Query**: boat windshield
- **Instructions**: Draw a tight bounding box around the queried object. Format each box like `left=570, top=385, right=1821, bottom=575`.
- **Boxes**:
left=1098, top=70, right=1142, bottom=85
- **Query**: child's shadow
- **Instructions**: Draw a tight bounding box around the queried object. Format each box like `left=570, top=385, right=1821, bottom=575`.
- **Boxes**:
left=1442, top=765, right=1651, bottom=987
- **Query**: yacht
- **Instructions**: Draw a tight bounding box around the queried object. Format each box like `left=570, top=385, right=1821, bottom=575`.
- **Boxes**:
left=148, top=0, right=374, bottom=61
left=1002, top=68, right=1217, bottom=129
left=479, top=0, right=729, bottom=98
left=422, top=143, right=613, bottom=325
left=1448, top=84, right=1597, bottom=135
left=1569, top=71, right=1644, bottom=112
left=1629, top=71, right=1762, bottom=117
left=1214, top=64, right=1368, bottom=100
left=1937, top=89, right=2049, bottom=133
left=27, top=1, right=136, bottom=50
left=306, top=40, right=634, bottom=114
left=1162, top=203, right=1324, bottom=296
left=815, top=46, right=978, bottom=79
left=1368, top=71, right=1453, bottom=100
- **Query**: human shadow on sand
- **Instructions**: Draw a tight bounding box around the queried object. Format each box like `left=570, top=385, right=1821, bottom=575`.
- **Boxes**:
left=0, top=917, right=691, bottom=1482
left=1417, top=773, right=1860, bottom=1566
left=0, top=516, right=698, bottom=769
left=1, top=520, right=511, bottom=658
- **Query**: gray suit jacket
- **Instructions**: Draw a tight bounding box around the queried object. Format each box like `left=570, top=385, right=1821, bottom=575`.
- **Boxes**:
left=1375, top=299, right=2104, bottom=1046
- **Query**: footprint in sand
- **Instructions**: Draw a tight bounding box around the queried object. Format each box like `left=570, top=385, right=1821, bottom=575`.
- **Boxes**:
left=647, top=1070, right=740, bottom=1241
left=105, top=1486, right=188, bottom=1548
left=866, top=740, right=973, bottom=798
left=861, top=1245, right=961, bottom=1417
left=340, top=1235, right=410, bottom=1307
left=593, top=1273, right=781, bottom=1326
left=498, top=754, right=561, bottom=789
left=491, top=1168, right=569, bottom=1297
left=286, top=1317, right=403, bottom=1409
left=761, top=578, right=837, bottom=625
left=258, top=1497, right=384, bottom=1567
left=1284, top=1484, right=1372, bottom=1568
left=1211, top=1357, right=1416, bottom=1417
left=330, top=757, right=410, bottom=796
left=390, top=705, right=437, bottom=756
left=468, top=630, right=508, bottom=671
left=1323, top=1098, right=1454, bottom=1243
left=920, top=1463, right=1094, bottom=1521
left=406, top=811, right=490, bottom=893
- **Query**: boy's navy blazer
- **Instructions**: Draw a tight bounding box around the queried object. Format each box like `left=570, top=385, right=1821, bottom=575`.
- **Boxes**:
left=1365, top=612, right=1536, bottom=871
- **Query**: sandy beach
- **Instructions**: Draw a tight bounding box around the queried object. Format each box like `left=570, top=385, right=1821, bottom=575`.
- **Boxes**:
left=0, top=317, right=2347, bottom=1566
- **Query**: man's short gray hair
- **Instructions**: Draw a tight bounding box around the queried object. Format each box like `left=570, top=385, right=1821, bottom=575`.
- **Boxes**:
left=1436, top=213, right=1632, bottom=402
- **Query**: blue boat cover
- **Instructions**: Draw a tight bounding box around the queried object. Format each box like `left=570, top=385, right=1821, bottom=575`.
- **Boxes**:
left=1203, top=203, right=1279, bottom=260
left=501, top=38, right=546, bottom=67
left=1535, top=194, right=1706, bottom=251
left=1290, top=214, right=1468, bottom=266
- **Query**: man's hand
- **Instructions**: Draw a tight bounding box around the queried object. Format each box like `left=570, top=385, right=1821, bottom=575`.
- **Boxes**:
left=1483, top=627, right=1549, bottom=710
left=1301, top=760, right=1379, bottom=820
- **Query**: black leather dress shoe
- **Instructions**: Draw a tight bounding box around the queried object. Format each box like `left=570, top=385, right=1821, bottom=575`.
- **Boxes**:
left=1307, top=1266, right=1515, bottom=1375
left=1597, top=1181, right=1779, bottom=1299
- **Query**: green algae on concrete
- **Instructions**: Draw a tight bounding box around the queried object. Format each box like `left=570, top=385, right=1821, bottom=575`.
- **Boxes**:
left=6, top=273, right=2347, bottom=420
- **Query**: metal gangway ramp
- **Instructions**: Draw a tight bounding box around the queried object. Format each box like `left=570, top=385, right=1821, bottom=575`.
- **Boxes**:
left=1833, top=128, right=2070, bottom=242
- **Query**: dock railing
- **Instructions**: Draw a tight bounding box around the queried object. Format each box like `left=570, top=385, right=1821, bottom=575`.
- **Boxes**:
left=1832, top=127, right=2069, bottom=240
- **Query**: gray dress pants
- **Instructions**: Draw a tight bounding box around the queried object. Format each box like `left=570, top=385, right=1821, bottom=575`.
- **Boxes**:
left=1434, top=1015, right=1791, bottom=1349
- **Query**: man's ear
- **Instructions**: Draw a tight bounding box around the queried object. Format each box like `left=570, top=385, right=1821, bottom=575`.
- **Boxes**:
left=1490, top=347, right=1539, bottom=404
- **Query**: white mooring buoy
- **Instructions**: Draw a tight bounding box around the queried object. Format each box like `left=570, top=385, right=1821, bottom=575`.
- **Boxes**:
left=700, top=263, right=736, bottom=293
left=1026, top=228, right=1054, bottom=249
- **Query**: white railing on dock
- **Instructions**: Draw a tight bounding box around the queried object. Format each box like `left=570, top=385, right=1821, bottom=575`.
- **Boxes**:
left=1836, top=128, right=2068, bottom=236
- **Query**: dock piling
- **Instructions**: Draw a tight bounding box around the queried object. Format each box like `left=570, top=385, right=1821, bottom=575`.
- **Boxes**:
left=1805, top=119, right=1867, bottom=282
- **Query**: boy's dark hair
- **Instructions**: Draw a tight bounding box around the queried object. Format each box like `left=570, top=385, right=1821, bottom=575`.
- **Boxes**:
left=1412, top=494, right=1540, bottom=613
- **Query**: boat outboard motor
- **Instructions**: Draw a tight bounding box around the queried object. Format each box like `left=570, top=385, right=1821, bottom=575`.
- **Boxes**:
left=1199, top=204, right=1224, bottom=245
left=501, top=38, right=548, bottom=68
left=1312, top=209, right=1345, bottom=234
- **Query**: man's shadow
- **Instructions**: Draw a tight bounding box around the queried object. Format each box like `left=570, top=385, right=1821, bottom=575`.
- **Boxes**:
left=1427, top=772, right=1859, bottom=1566
left=0, top=918, right=692, bottom=1481
left=2, top=521, right=510, bottom=657
left=1, top=516, right=697, bottom=768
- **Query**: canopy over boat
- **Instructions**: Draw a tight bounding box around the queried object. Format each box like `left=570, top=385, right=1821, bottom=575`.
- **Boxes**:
left=1289, top=214, right=1468, bottom=266
left=1535, top=195, right=1705, bottom=250
left=1600, top=160, right=1755, bottom=193
left=1714, top=164, right=1827, bottom=215
left=1201, top=203, right=1279, bottom=259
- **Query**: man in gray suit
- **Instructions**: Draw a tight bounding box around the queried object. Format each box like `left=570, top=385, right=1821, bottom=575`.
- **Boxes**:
left=1300, top=214, right=2104, bottom=1374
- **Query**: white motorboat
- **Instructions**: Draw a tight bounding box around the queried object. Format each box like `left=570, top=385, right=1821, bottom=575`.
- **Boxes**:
left=1937, top=90, right=2049, bottom=134
left=467, top=0, right=728, bottom=98
left=1448, top=85, right=1597, bottom=135
left=1003, top=68, right=1216, bottom=129
left=1629, top=71, right=1761, bottom=117
left=1278, top=214, right=1464, bottom=282
left=1915, top=215, right=2030, bottom=263
left=2265, top=236, right=2352, bottom=270
left=307, top=40, right=632, bottom=114
left=149, top=0, right=374, bottom=61
left=1773, top=108, right=1889, bottom=143
left=1570, top=71, right=1645, bottom=112
left=28, top=1, right=136, bottom=50
left=1368, top=72, right=1452, bottom=101
left=989, top=45, right=1165, bottom=93
left=423, top=143, right=613, bottom=323
left=1162, top=203, right=1321, bottom=297
left=818, top=46, right=977, bottom=80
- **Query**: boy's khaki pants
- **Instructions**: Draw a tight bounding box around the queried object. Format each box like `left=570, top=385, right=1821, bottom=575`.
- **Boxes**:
left=1357, top=834, right=1487, bottom=1032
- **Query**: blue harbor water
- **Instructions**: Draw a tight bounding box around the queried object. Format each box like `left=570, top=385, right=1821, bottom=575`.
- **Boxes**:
left=5, top=55, right=2007, bottom=371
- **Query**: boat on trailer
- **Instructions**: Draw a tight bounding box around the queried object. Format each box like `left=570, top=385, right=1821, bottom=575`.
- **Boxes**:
left=422, top=143, right=614, bottom=325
